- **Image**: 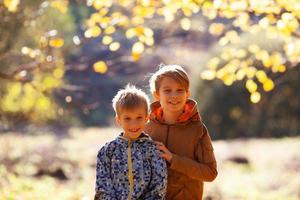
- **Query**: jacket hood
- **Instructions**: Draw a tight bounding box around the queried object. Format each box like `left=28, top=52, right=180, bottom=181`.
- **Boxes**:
left=149, top=99, right=201, bottom=125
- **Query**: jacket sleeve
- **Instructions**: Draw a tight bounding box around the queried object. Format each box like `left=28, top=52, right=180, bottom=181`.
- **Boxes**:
left=142, top=144, right=167, bottom=200
left=169, top=124, right=218, bottom=182
left=94, top=145, right=116, bottom=200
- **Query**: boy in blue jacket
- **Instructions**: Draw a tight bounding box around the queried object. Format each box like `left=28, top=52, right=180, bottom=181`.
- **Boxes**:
left=94, top=84, right=167, bottom=200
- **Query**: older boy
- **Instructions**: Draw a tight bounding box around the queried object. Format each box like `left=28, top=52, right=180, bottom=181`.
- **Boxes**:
left=94, top=84, right=167, bottom=200
left=145, top=65, right=217, bottom=200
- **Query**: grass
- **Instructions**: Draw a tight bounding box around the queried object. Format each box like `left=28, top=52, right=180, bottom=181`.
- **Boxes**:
left=0, top=128, right=299, bottom=200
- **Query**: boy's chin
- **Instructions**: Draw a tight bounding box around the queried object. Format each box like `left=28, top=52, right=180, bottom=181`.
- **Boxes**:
left=167, top=106, right=185, bottom=112
left=125, top=132, right=142, bottom=140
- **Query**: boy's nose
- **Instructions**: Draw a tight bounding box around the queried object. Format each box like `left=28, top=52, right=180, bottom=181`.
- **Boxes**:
left=170, top=92, right=179, bottom=98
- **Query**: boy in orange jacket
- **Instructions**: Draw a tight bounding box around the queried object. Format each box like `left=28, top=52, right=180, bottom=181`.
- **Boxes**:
left=145, top=64, right=218, bottom=200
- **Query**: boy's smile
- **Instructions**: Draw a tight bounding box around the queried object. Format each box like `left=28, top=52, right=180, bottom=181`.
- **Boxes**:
left=116, top=107, right=149, bottom=140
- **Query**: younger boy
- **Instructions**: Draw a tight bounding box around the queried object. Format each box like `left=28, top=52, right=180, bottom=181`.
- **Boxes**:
left=94, top=84, right=167, bottom=200
left=145, top=64, right=218, bottom=200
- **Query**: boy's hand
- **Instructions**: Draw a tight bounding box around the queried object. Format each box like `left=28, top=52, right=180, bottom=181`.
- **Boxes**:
left=155, top=142, right=173, bottom=163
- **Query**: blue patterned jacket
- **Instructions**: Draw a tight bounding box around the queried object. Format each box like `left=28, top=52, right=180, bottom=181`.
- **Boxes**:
left=94, top=133, right=167, bottom=200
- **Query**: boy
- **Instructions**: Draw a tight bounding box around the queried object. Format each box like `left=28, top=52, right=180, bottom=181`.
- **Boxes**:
left=94, top=84, right=167, bottom=200
left=145, top=65, right=218, bottom=200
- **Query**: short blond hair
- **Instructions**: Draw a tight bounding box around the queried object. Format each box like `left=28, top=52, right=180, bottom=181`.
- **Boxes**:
left=149, top=64, right=190, bottom=93
left=112, top=84, right=150, bottom=116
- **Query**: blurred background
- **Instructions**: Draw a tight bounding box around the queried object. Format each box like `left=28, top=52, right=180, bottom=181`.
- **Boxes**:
left=0, top=0, right=299, bottom=199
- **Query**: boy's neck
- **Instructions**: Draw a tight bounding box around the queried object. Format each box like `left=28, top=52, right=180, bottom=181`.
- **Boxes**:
left=163, top=110, right=183, bottom=124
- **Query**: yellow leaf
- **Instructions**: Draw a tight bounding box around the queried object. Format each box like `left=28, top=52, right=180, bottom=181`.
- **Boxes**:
left=139, top=35, right=146, bottom=43
left=250, top=92, right=261, bottom=103
left=126, top=28, right=136, bottom=38
left=236, top=69, right=246, bottom=80
left=256, top=70, right=267, bottom=83
left=230, top=1, right=247, bottom=11
left=109, top=42, right=120, bottom=51
left=246, top=79, right=257, bottom=93
left=180, top=18, right=191, bottom=31
left=85, top=26, right=101, bottom=38
left=246, top=67, right=257, bottom=79
left=209, top=23, right=225, bottom=36
left=144, top=28, right=154, bottom=37
left=259, top=17, right=269, bottom=29
left=132, top=42, right=144, bottom=54
left=119, top=0, right=131, bottom=6
left=93, top=0, right=103, bottom=10
left=201, top=70, right=216, bottom=80
left=40, top=36, right=48, bottom=48
left=278, top=64, right=286, bottom=72
left=223, top=74, right=236, bottom=86
left=102, top=36, right=113, bottom=45
left=50, top=0, right=68, bottom=13
left=36, top=97, right=51, bottom=111
left=91, top=13, right=102, bottom=23
left=43, top=76, right=60, bottom=90
left=49, top=38, right=64, bottom=48
left=226, top=30, right=240, bottom=44
left=93, top=61, right=108, bottom=74
left=270, top=52, right=282, bottom=65
left=182, top=7, right=192, bottom=17
left=236, top=49, right=247, bottom=58
left=141, top=0, right=150, bottom=6
left=10, top=82, right=22, bottom=97
left=221, top=10, right=236, bottom=19
left=207, top=57, right=220, bottom=69
left=99, top=8, right=109, bottom=16
left=104, top=26, right=116, bottom=35
left=117, top=15, right=129, bottom=27
left=103, top=0, right=112, bottom=7
left=263, top=79, right=274, bottom=92
left=262, top=59, right=272, bottom=68
left=21, top=47, right=30, bottom=55
left=4, top=0, right=20, bottom=12
left=53, top=68, right=64, bottom=79
left=133, top=6, right=155, bottom=18
left=132, top=52, right=141, bottom=61
left=132, top=16, right=144, bottom=25
left=145, top=37, right=154, bottom=46
left=21, top=84, right=35, bottom=112
left=135, top=26, right=145, bottom=36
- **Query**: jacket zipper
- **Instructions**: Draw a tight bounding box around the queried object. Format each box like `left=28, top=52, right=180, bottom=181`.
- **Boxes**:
left=165, top=125, right=170, bottom=147
left=127, top=140, right=133, bottom=200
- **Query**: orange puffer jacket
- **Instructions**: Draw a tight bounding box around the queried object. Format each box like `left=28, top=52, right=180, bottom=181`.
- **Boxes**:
left=145, top=99, right=218, bottom=200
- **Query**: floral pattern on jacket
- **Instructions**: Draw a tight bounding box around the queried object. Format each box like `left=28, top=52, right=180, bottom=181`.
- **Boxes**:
left=94, top=133, right=167, bottom=200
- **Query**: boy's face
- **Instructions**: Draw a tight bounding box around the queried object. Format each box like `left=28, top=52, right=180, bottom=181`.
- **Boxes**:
left=116, top=106, right=149, bottom=140
left=154, top=76, right=190, bottom=115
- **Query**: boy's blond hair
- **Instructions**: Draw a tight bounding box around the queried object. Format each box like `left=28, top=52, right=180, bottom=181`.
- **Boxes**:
left=149, top=64, right=190, bottom=93
left=112, top=84, right=150, bottom=116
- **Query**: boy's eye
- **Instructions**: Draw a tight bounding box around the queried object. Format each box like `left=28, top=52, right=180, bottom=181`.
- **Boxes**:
left=177, top=89, right=184, bottom=93
left=163, top=89, right=171, bottom=93
left=124, top=117, right=131, bottom=120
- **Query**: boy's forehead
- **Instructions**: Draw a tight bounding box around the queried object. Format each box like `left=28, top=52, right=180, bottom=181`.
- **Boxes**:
left=159, top=76, right=186, bottom=88
left=119, top=106, right=148, bottom=115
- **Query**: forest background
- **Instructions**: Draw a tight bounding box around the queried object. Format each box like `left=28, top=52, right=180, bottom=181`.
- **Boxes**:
left=0, top=0, right=299, bottom=199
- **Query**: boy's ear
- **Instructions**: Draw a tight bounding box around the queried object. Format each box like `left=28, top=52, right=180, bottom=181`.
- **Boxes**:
left=115, top=115, right=120, bottom=125
left=187, top=90, right=191, bottom=98
left=145, top=114, right=149, bottom=122
left=153, top=91, right=160, bottom=100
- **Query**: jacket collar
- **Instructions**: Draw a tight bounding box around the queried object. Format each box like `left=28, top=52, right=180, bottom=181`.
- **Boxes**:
left=149, top=99, right=201, bottom=125
left=117, top=132, right=150, bottom=143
